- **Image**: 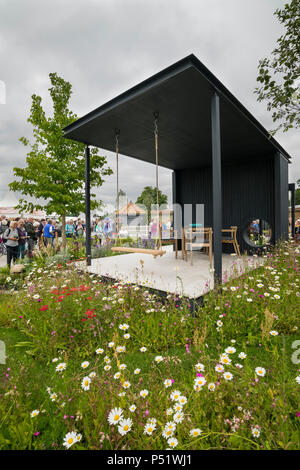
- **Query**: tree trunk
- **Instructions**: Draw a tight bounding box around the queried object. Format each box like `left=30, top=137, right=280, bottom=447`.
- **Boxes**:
left=61, top=213, right=66, bottom=248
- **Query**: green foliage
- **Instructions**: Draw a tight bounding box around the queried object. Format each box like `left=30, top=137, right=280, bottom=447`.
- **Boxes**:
left=255, top=0, right=300, bottom=133
left=136, top=186, right=168, bottom=223
left=9, top=72, right=112, bottom=219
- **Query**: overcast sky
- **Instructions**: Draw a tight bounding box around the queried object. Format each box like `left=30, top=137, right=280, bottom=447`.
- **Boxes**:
left=0, top=0, right=299, bottom=213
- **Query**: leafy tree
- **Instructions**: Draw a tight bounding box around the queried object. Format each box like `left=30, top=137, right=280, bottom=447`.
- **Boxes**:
left=255, top=0, right=300, bottom=133
left=136, top=186, right=168, bottom=223
left=9, top=73, right=112, bottom=244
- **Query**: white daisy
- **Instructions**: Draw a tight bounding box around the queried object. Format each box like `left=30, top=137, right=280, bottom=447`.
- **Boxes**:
left=167, top=437, right=178, bottom=448
left=220, top=354, right=231, bottom=365
left=31, top=410, right=39, bottom=418
left=223, top=372, right=233, bottom=381
left=140, top=347, right=147, bottom=352
left=81, top=376, right=91, bottom=391
left=108, top=407, right=123, bottom=425
left=170, top=390, right=181, bottom=401
left=144, top=423, right=155, bottom=435
left=81, top=361, right=89, bottom=369
left=194, top=376, right=206, bottom=387
left=208, top=382, right=215, bottom=391
left=140, top=389, right=149, bottom=398
left=118, top=418, right=132, bottom=436
left=63, top=431, right=77, bottom=449
left=119, top=323, right=129, bottom=331
left=56, top=362, right=66, bottom=372
left=155, top=356, right=164, bottom=363
left=238, top=352, right=247, bottom=359
left=190, top=428, right=202, bottom=437
left=252, top=427, right=261, bottom=438
left=134, top=368, right=140, bottom=374
left=96, top=348, right=104, bottom=354
left=269, top=330, right=278, bottom=336
left=173, top=403, right=183, bottom=412
left=164, top=379, right=173, bottom=388
left=225, top=346, right=236, bottom=354
left=178, top=396, right=187, bottom=405
left=255, top=367, right=266, bottom=377
left=129, top=405, right=136, bottom=412
left=173, top=411, right=184, bottom=423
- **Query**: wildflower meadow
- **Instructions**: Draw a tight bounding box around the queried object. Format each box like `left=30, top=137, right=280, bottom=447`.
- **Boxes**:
left=0, top=241, right=299, bottom=450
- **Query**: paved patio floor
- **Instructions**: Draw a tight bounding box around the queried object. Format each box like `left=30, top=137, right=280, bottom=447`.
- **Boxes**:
left=78, top=248, right=264, bottom=298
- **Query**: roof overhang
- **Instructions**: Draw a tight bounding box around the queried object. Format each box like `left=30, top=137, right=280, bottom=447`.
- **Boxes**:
left=63, top=54, right=291, bottom=169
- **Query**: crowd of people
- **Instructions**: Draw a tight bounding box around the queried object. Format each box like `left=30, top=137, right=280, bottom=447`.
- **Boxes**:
left=0, top=216, right=87, bottom=267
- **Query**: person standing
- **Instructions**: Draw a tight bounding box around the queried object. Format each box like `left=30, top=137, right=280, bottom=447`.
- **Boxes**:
left=36, top=219, right=46, bottom=247
left=17, top=219, right=28, bottom=259
left=66, top=219, right=76, bottom=238
left=3, top=220, right=19, bottom=267
left=103, top=217, right=112, bottom=244
left=94, top=219, right=103, bottom=245
left=24, top=217, right=37, bottom=256
left=76, top=220, right=84, bottom=238
left=43, top=219, right=55, bottom=246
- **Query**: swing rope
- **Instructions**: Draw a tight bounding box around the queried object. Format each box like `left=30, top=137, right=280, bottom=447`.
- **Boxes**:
left=110, top=115, right=165, bottom=258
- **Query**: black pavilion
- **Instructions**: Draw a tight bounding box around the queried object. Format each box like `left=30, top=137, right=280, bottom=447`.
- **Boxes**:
left=63, top=54, right=291, bottom=281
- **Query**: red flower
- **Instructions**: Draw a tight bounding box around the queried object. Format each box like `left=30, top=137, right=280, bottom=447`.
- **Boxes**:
left=57, top=296, right=65, bottom=302
left=39, top=305, right=49, bottom=311
left=85, top=309, right=96, bottom=319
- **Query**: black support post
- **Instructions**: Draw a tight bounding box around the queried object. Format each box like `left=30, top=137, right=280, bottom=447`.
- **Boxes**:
left=85, top=145, right=91, bottom=266
left=289, top=183, right=295, bottom=238
left=211, top=91, right=222, bottom=283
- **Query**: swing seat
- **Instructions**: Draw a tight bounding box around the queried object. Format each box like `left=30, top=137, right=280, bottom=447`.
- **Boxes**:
left=111, top=247, right=166, bottom=258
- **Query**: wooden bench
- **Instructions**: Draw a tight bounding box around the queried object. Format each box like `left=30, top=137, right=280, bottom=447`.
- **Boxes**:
left=111, top=247, right=166, bottom=258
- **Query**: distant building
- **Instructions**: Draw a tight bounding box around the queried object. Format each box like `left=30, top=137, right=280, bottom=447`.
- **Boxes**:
left=0, top=207, right=46, bottom=219
left=115, top=201, right=146, bottom=226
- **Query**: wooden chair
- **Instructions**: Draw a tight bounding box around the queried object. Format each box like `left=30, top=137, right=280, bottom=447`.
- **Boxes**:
left=221, top=226, right=241, bottom=256
left=183, top=227, right=213, bottom=266
left=159, top=226, right=178, bottom=258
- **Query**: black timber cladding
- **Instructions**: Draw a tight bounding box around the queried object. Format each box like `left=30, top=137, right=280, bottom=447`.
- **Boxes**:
left=174, top=156, right=277, bottom=254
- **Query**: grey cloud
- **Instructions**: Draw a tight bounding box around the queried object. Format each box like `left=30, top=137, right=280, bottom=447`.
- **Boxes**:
left=0, top=0, right=299, bottom=209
